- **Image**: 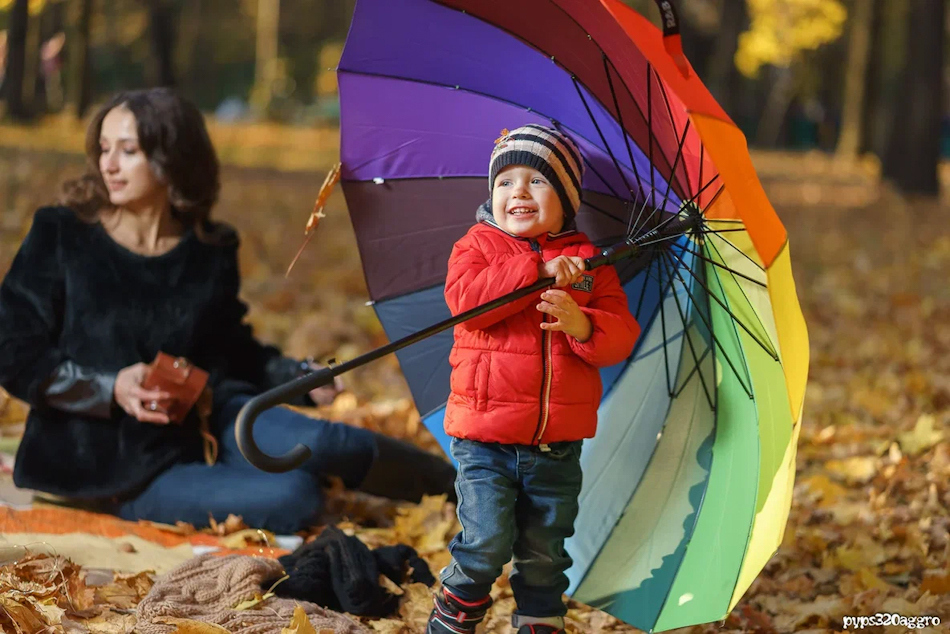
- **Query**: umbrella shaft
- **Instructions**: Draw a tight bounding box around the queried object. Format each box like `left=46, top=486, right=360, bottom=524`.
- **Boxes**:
left=235, top=213, right=697, bottom=472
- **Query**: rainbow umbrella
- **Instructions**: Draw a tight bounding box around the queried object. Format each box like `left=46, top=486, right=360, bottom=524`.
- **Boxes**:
left=288, top=0, right=809, bottom=630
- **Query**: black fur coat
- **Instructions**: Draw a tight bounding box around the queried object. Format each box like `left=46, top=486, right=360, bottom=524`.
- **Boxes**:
left=0, top=207, right=305, bottom=499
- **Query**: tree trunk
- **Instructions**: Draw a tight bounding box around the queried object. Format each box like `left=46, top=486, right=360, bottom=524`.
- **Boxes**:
left=252, top=0, right=280, bottom=113
left=145, top=0, right=176, bottom=87
left=860, top=0, right=886, bottom=157
left=66, top=0, right=94, bottom=118
left=3, top=0, right=30, bottom=120
left=755, top=66, right=795, bottom=147
left=882, top=0, right=945, bottom=196
left=835, top=0, right=875, bottom=160
left=705, top=0, right=746, bottom=117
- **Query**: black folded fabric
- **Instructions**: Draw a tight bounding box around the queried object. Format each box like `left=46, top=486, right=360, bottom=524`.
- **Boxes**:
left=269, top=525, right=435, bottom=617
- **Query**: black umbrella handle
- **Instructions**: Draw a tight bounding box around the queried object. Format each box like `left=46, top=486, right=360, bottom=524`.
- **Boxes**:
left=236, top=216, right=697, bottom=472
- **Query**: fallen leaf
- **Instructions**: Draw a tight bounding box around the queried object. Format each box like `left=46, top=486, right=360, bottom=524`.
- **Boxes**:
left=221, top=528, right=277, bottom=549
left=0, top=595, right=61, bottom=633
left=898, top=414, right=944, bottom=456
left=920, top=569, right=950, bottom=595
left=825, top=456, right=878, bottom=484
left=280, top=604, right=316, bottom=634
left=367, top=618, right=408, bottom=633
left=799, top=474, right=848, bottom=507
left=70, top=609, right=137, bottom=634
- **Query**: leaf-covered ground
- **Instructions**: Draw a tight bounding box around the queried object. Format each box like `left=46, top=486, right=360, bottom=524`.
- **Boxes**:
left=1, top=146, right=949, bottom=633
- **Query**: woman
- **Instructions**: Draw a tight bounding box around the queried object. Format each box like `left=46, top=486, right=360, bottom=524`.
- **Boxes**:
left=0, top=88, right=455, bottom=534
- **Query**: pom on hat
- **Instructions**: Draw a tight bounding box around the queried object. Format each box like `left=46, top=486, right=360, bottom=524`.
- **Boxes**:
left=489, top=124, right=584, bottom=226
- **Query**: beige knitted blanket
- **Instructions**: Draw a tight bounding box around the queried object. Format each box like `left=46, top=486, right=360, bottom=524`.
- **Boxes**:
left=135, top=553, right=369, bottom=634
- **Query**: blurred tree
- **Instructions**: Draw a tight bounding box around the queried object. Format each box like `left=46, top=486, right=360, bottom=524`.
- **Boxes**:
left=65, top=0, right=92, bottom=117
left=736, top=0, right=847, bottom=147
left=250, top=0, right=278, bottom=113
left=859, top=0, right=886, bottom=158
left=882, top=0, right=944, bottom=196
left=2, top=0, right=30, bottom=119
left=834, top=0, right=874, bottom=160
left=144, top=0, right=176, bottom=86
left=705, top=0, right=747, bottom=117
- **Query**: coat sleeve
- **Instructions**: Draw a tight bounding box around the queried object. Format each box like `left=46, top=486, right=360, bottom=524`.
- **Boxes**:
left=213, top=242, right=313, bottom=402
left=0, top=209, right=73, bottom=409
left=567, top=263, right=640, bottom=368
left=444, top=231, right=543, bottom=332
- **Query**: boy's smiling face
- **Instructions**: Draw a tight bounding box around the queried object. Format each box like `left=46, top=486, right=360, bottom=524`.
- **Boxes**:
left=491, top=165, right=564, bottom=238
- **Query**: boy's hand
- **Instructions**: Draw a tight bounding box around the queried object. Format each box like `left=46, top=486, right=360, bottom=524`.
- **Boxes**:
left=540, top=256, right=586, bottom=288
left=538, top=290, right=593, bottom=342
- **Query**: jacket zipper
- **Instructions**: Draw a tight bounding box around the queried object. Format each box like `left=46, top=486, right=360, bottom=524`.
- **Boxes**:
left=530, top=239, right=554, bottom=448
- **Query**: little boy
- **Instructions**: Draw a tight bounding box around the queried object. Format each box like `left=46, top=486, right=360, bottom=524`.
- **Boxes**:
left=427, top=125, right=641, bottom=634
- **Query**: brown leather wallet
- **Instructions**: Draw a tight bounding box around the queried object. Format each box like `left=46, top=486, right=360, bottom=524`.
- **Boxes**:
left=141, top=352, right=217, bottom=465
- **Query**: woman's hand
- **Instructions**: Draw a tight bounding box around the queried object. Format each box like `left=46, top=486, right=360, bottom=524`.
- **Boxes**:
left=306, top=362, right=345, bottom=406
left=540, top=255, right=586, bottom=288
left=114, top=363, right=172, bottom=424
left=537, top=290, right=593, bottom=342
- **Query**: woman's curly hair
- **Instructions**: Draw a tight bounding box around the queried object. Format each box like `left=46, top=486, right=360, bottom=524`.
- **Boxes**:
left=60, top=88, right=222, bottom=242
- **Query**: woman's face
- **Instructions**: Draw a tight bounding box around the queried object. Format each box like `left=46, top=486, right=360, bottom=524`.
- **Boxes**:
left=98, top=106, right=166, bottom=209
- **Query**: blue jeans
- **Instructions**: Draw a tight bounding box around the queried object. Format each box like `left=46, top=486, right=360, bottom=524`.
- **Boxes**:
left=116, top=394, right=377, bottom=534
left=441, top=438, right=583, bottom=618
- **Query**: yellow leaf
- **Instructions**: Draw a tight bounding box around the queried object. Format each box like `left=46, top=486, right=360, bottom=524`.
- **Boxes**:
left=221, top=528, right=277, bottom=549
left=857, top=568, right=890, bottom=591
left=799, top=474, right=847, bottom=507
left=368, top=618, right=408, bottom=633
left=898, top=414, right=944, bottom=456
left=825, top=456, right=878, bottom=484
left=281, top=604, right=317, bottom=634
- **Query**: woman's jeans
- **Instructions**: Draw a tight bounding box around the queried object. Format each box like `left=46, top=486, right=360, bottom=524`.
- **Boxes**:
left=116, top=394, right=377, bottom=534
left=440, top=438, right=584, bottom=618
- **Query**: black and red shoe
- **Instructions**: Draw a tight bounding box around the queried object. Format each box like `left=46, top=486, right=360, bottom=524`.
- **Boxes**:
left=426, top=587, right=493, bottom=634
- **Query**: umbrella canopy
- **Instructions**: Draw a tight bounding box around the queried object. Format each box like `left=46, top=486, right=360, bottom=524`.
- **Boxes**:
left=337, top=0, right=809, bottom=631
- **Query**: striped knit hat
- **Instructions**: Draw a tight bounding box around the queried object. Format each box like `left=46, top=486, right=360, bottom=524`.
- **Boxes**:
left=489, top=124, right=585, bottom=227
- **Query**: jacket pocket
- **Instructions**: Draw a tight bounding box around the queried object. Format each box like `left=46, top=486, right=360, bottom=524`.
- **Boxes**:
left=475, top=353, right=490, bottom=411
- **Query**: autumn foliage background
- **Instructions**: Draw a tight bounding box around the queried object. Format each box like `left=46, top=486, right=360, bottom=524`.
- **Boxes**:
left=1, top=0, right=950, bottom=632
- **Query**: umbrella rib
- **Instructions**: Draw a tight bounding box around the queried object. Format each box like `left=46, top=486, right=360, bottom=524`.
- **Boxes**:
left=672, top=243, right=767, bottom=288
left=580, top=155, right=624, bottom=199
left=657, top=252, right=676, bottom=397
left=700, top=234, right=784, bottom=356
left=571, top=77, right=638, bottom=200
left=647, top=63, right=656, bottom=211
left=632, top=117, right=691, bottom=240
left=695, top=211, right=766, bottom=272
left=697, top=227, right=749, bottom=235
left=667, top=239, right=779, bottom=362
left=657, top=251, right=715, bottom=408
left=656, top=70, right=691, bottom=193
left=602, top=53, right=647, bottom=203
left=601, top=46, right=691, bottom=200
left=628, top=194, right=653, bottom=239
left=634, top=254, right=658, bottom=321
left=697, top=141, right=704, bottom=208
left=661, top=250, right=755, bottom=398
left=582, top=197, right=634, bottom=227
left=673, top=347, right=712, bottom=399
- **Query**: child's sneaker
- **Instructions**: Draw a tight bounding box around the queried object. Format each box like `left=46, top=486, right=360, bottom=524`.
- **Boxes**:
left=426, top=587, right=492, bottom=634
left=516, top=625, right=565, bottom=634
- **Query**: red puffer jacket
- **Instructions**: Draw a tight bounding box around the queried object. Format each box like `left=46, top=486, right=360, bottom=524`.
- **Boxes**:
left=443, top=221, right=641, bottom=446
